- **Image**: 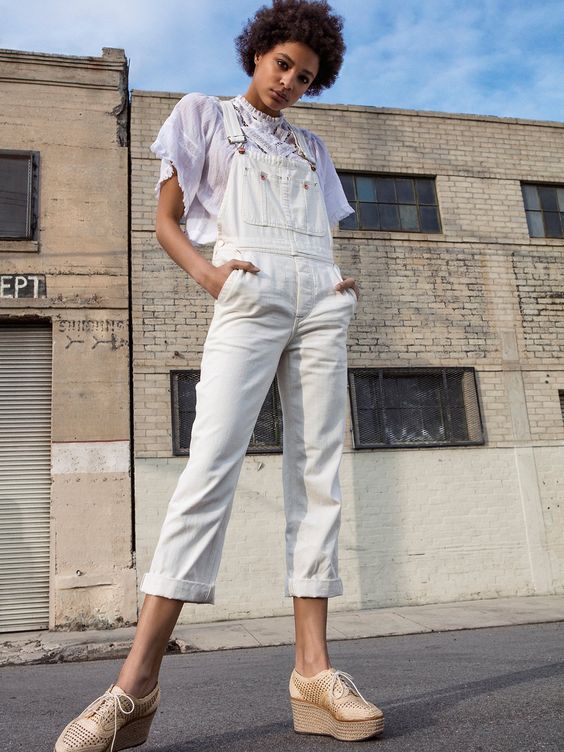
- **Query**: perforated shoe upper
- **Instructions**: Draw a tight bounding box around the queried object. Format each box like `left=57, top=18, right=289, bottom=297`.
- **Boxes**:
left=54, top=682, right=160, bottom=752
left=289, top=667, right=383, bottom=722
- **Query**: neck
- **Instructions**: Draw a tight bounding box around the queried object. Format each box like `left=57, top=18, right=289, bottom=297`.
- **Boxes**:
left=243, top=85, right=284, bottom=118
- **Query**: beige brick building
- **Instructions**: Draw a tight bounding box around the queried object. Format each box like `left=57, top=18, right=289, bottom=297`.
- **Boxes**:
left=131, top=90, right=564, bottom=625
left=2, top=49, right=562, bottom=634
left=0, top=48, right=134, bottom=632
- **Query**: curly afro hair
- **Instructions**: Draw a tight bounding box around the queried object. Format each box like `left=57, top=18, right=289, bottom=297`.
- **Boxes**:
left=235, top=0, right=346, bottom=97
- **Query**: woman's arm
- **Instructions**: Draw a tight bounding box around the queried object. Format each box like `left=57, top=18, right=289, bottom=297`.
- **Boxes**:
left=155, top=168, right=258, bottom=299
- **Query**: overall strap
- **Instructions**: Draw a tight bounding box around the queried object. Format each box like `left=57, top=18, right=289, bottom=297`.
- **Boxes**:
left=288, top=123, right=316, bottom=167
left=220, top=97, right=317, bottom=168
left=220, top=99, right=246, bottom=145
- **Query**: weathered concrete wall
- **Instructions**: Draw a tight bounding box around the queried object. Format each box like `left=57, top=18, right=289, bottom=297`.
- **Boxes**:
left=0, top=48, right=134, bottom=630
left=131, top=90, right=564, bottom=624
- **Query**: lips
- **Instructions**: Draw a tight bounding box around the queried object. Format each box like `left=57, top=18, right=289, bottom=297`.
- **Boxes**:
left=271, top=89, right=288, bottom=103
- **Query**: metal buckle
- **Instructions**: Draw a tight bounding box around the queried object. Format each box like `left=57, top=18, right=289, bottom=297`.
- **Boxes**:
left=227, top=135, right=246, bottom=145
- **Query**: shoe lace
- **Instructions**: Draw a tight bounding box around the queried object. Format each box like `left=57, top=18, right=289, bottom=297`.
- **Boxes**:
left=82, top=689, right=135, bottom=752
left=329, top=669, right=370, bottom=706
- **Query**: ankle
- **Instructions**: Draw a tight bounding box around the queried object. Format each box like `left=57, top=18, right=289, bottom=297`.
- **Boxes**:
left=116, top=669, right=159, bottom=699
left=117, top=677, right=158, bottom=699
left=294, top=657, right=332, bottom=678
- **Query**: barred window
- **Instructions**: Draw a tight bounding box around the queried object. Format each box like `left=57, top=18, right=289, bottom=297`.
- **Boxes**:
left=348, top=367, right=484, bottom=448
left=0, top=151, right=40, bottom=240
left=521, top=182, right=564, bottom=239
left=170, top=370, right=283, bottom=456
left=338, top=173, right=441, bottom=233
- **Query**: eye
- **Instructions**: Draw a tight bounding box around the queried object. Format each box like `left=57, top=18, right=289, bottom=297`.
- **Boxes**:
left=300, top=76, right=310, bottom=85
left=277, top=60, right=288, bottom=69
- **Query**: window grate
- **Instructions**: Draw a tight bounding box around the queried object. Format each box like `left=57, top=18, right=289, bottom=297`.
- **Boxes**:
left=338, top=172, right=441, bottom=233
left=349, top=367, right=484, bottom=448
left=170, top=370, right=283, bottom=456
left=559, top=390, right=564, bottom=428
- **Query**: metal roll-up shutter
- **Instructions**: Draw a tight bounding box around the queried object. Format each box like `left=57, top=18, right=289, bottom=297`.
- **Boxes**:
left=0, top=321, right=52, bottom=632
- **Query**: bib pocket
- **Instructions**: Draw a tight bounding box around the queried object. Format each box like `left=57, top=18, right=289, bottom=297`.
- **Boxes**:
left=241, top=162, right=328, bottom=237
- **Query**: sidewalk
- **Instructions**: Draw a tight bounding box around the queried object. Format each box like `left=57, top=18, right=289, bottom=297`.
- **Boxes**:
left=2, top=593, right=563, bottom=667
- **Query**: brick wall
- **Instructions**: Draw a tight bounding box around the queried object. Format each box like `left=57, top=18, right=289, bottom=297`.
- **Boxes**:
left=131, top=90, right=564, bottom=622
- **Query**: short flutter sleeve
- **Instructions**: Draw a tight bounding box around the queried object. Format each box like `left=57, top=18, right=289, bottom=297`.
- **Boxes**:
left=150, top=92, right=209, bottom=222
left=307, top=131, right=355, bottom=228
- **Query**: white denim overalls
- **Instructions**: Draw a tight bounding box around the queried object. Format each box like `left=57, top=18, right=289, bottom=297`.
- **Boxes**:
left=140, top=98, right=357, bottom=604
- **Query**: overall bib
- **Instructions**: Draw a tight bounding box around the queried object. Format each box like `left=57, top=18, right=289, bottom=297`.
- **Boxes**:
left=140, top=99, right=357, bottom=604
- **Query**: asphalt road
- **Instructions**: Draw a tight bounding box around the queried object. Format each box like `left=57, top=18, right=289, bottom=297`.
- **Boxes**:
left=2, top=621, right=563, bottom=751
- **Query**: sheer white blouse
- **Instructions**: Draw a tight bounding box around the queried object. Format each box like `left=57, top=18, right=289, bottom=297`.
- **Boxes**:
left=150, top=92, right=355, bottom=246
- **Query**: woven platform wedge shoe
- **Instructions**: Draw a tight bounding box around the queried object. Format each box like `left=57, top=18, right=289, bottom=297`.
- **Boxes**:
left=289, top=667, right=384, bottom=741
left=53, top=681, right=160, bottom=752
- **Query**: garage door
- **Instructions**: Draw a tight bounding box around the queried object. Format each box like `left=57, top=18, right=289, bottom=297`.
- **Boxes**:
left=0, top=320, right=52, bottom=632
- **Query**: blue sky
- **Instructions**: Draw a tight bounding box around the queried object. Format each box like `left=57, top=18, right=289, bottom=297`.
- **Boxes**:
left=2, top=0, right=563, bottom=122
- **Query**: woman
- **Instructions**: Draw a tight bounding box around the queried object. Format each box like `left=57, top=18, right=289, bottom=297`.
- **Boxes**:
left=54, top=1, right=384, bottom=749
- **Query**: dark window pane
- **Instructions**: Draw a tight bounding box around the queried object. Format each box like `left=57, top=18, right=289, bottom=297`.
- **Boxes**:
left=359, top=202, right=379, bottom=229
left=522, top=184, right=540, bottom=210
left=173, top=371, right=200, bottom=453
left=419, top=206, right=440, bottom=232
left=415, top=178, right=436, bottom=205
left=396, top=178, right=415, bottom=204
left=446, top=371, right=470, bottom=442
left=250, top=384, right=283, bottom=448
left=356, top=176, right=376, bottom=202
left=399, top=204, right=418, bottom=231
left=379, top=204, right=400, bottom=230
left=0, top=155, right=32, bottom=238
left=374, top=177, right=396, bottom=203
left=339, top=173, right=355, bottom=201
left=382, top=374, right=445, bottom=444
left=173, top=371, right=283, bottom=455
left=339, top=210, right=358, bottom=230
left=544, top=211, right=562, bottom=238
left=538, top=186, right=559, bottom=211
left=526, top=210, right=545, bottom=237
left=353, top=373, right=383, bottom=445
left=350, top=367, right=483, bottom=448
left=557, top=188, right=564, bottom=211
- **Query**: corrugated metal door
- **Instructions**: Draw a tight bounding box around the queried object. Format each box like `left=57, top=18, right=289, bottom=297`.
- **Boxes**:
left=0, top=321, right=52, bottom=632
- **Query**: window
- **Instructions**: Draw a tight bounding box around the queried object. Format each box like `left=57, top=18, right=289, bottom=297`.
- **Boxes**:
left=338, top=173, right=441, bottom=233
left=521, top=182, right=564, bottom=239
left=170, top=370, right=284, bottom=455
left=348, top=367, right=484, bottom=449
left=0, top=151, right=40, bottom=240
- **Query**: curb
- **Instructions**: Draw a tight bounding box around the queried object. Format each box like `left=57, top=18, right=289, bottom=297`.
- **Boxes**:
left=2, top=594, right=563, bottom=667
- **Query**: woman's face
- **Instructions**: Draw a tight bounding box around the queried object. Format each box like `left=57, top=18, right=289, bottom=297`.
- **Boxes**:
left=245, top=40, right=320, bottom=117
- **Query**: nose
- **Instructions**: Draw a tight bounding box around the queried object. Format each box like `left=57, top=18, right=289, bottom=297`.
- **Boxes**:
left=280, top=71, right=294, bottom=93
left=279, top=71, right=295, bottom=92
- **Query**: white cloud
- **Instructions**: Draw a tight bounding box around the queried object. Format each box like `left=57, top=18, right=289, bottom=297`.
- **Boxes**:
left=1, top=0, right=563, bottom=121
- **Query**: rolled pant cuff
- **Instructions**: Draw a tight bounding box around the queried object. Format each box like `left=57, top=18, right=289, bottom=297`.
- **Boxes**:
left=285, top=577, right=343, bottom=598
left=140, top=572, right=215, bottom=603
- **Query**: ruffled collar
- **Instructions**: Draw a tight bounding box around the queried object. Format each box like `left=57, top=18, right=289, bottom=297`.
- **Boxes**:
left=230, top=93, right=313, bottom=163
left=233, top=94, right=287, bottom=128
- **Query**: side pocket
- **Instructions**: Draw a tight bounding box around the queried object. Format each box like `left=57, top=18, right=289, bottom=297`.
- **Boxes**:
left=333, top=264, right=358, bottom=309
left=214, top=246, right=243, bottom=304
left=217, top=268, right=240, bottom=304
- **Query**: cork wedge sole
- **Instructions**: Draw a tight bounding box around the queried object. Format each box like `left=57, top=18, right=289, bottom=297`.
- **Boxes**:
left=112, top=709, right=158, bottom=751
left=290, top=698, right=384, bottom=741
